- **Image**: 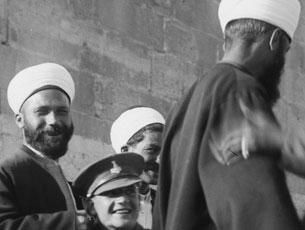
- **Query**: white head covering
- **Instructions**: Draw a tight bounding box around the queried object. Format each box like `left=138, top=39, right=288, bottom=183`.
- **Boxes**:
left=110, top=107, right=165, bottom=153
left=218, top=0, right=301, bottom=39
left=7, top=63, right=75, bottom=114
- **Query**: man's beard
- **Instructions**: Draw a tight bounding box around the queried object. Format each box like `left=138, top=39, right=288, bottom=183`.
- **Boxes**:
left=259, top=39, right=287, bottom=106
left=24, top=122, right=74, bottom=160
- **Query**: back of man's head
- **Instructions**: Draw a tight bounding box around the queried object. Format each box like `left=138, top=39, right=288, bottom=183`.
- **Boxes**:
left=224, top=19, right=278, bottom=50
left=219, top=0, right=301, bottom=47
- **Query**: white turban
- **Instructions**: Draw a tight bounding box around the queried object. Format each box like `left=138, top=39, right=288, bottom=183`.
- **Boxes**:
left=218, top=0, right=301, bottom=39
left=7, top=63, right=75, bottom=114
left=110, top=107, right=165, bottom=153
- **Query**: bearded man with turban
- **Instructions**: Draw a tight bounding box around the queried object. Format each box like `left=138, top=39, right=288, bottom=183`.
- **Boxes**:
left=153, top=0, right=303, bottom=230
left=0, top=63, right=87, bottom=230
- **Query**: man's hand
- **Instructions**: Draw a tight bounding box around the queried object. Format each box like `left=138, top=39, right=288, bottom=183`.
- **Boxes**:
left=210, top=98, right=305, bottom=177
left=238, top=98, right=284, bottom=155
left=209, top=99, right=284, bottom=166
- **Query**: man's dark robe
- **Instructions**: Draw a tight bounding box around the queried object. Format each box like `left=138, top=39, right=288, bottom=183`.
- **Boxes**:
left=153, top=63, right=302, bottom=230
left=0, top=145, right=77, bottom=230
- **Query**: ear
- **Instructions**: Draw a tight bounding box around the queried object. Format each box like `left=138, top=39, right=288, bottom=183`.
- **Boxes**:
left=15, top=113, right=24, bottom=129
left=269, top=28, right=281, bottom=51
left=82, top=198, right=97, bottom=216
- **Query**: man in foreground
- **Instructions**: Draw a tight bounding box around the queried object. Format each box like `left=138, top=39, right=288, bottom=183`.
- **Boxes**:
left=153, top=0, right=302, bottom=229
left=0, top=63, right=87, bottom=230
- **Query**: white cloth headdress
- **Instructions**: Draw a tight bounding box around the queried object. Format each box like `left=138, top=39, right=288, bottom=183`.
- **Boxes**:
left=110, top=107, right=165, bottom=153
left=218, top=0, right=301, bottom=39
left=7, top=63, right=75, bottom=114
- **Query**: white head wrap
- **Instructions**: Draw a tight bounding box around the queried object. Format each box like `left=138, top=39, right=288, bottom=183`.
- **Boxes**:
left=218, top=0, right=301, bottom=39
left=110, top=107, right=165, bottom=153
left=7, top=63, right=75, bottom=114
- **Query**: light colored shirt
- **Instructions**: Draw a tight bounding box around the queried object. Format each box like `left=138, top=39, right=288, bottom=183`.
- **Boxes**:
left=138, top=189, right=153, bottom=229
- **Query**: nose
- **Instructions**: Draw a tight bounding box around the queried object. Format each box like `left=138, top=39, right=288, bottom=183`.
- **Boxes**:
left=116, top=194, right=131, bottom=204
left=45, top=112, right=57, bottom=125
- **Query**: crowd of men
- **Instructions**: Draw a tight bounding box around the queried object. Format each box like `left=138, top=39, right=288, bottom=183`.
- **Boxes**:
left=0, top=0, right=304, bottom=229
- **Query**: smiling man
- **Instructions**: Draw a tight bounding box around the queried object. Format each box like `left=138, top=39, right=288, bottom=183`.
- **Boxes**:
left=110, top=106, right=165, bottom=229
left=0, top=63, right=86, bottom=230
left=73, top=153, right=147, bottom=230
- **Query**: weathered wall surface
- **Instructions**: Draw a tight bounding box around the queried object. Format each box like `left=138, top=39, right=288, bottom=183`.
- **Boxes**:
left=0, top=0, right=304, bottom=219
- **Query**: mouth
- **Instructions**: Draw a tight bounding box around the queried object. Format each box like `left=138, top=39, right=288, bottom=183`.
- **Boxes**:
left=112, top=208, right=132, bottom=214
left=46, top=133, right=62, bottom=137
left=45, top=130, right=63, bottom=136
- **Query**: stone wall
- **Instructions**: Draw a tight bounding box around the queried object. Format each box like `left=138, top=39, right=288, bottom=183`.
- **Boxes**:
left=0, top=0, right=304, bottom=219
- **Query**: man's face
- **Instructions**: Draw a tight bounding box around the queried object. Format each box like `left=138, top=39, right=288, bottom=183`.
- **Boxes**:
left=90, top=184, right=140, bottom=229
left=128, top=130, right=162, bottom=185
left=17, top=89, right=74, bottom=160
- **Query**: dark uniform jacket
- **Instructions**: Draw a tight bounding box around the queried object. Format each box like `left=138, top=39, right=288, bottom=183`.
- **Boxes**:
left=0, top=145, right=77, bottom=230
left=153, top=62, right=302, bottom=230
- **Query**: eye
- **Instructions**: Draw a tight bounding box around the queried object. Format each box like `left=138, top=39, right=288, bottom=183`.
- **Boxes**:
left=144, top=147, right=160, bottom=156
left=35, top=108, right=49, bottom=115
left=95, top=185, right=138, bottom=197
left=57, top=108, right=70, bottom=116
left=125, top=186, right=137, bottom=196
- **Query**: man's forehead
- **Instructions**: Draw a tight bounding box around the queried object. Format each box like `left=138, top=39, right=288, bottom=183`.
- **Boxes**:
left=142, top=129, right=163, bottom=138
left=21, top=89, right=70, bottom=110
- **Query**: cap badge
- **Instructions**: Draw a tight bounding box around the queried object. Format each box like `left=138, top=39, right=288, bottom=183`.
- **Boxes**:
left=110, top=161, right=122, bottom=174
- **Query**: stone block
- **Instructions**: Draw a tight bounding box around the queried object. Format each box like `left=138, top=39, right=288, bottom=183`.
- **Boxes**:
left=173, top=0, right=222, bottom=38
left=281, top=70, right=305, bottom=108
left=105, top=32, right=151, bottom=73
left=138, top=91, right=172, bottom=118
left=108, top=31, right=150, bottom=60
left=131, top=3, right=165, bottom=51
left=113, top=85, right=143, bottom=107
left=68, top=0, right=95, bottom=21
left=96, top=0, right=166, bottom=51
left=80, top=46, right=123, bottom=79
left=152, top=0, right=171, bottom=8
left=286, top=41, right=305, bottom=74
left=0, top=88, right=14, bottom=116
left=151, top=56, right=183, bottom=100
left=80, top=48, right=150, bottom=98
left=164, top=20, right=198, bottom=62
left=0, top=16, right=7, bottom=45
left=151, top=53, right=197, bottom=100
left=94, top=77, right=117, bottom=120
left=72, top=110, right=112, bottom=144
left=11, top=26, right=80, bottom=66
left=0, top=46, right=17, bottom=90
left=293, top=4, right=305, bottom=45
left=194, top=31, right=223, bottom=75
left=69, top=69, right=96, bottom=116
left=0, top=114, right=21, bottom=159
left=60, top=135, right=114, bottom=180
left=133, top=0, right=172, bottom=17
